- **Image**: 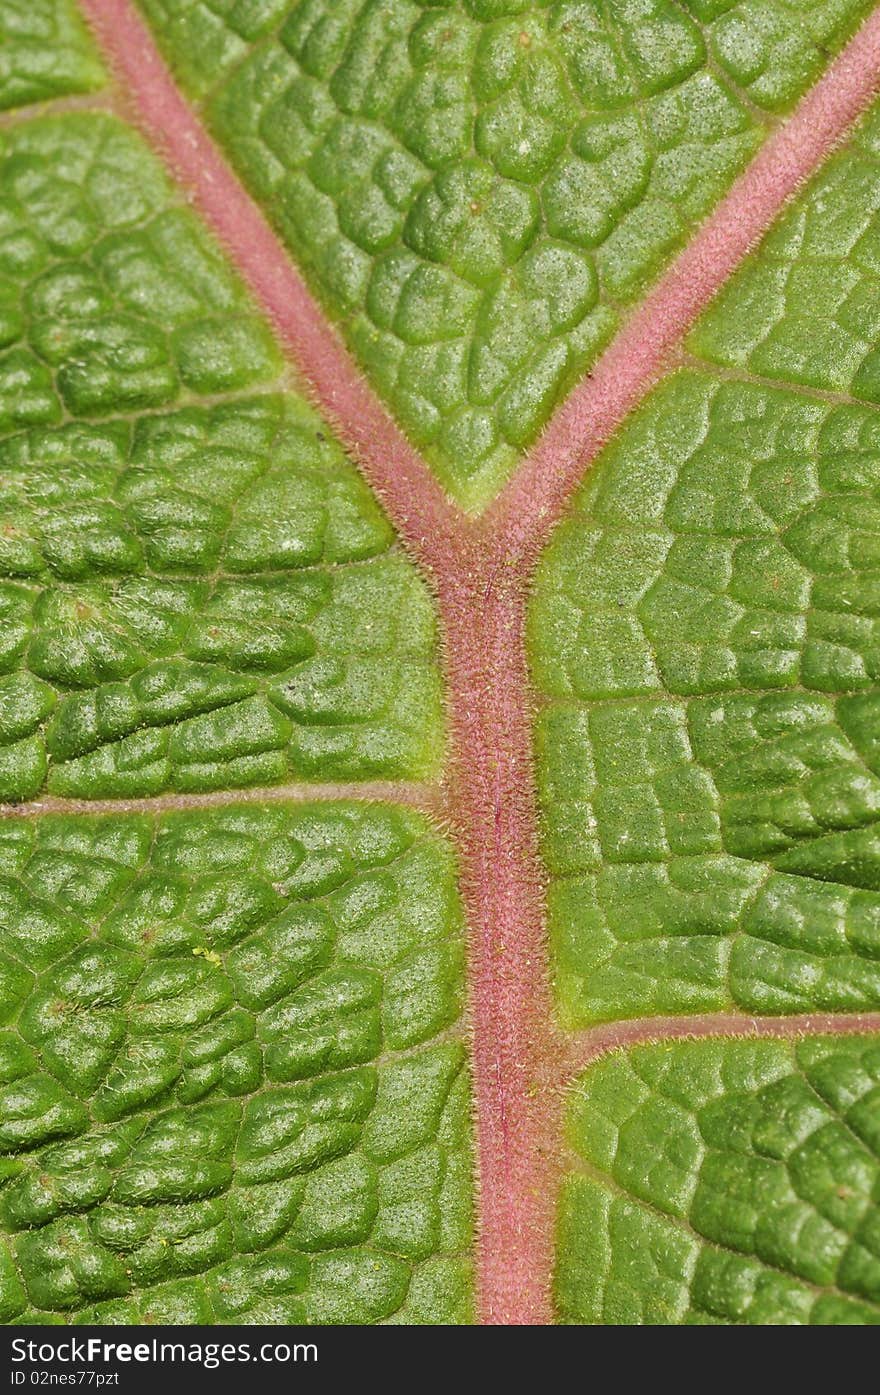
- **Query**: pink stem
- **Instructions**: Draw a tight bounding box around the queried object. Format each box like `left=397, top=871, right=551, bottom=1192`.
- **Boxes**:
left=563, top=1012, right=880, bottom=1078
left=440, top=560, right=560, bottom=1324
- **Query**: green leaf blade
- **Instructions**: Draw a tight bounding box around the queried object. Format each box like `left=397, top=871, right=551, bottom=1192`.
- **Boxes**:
left=531, top=96, right=880, bottom=1024
left=0, top=111, right=445, bottom=798
left=0, top=803, right=473, bottom=1324
left=690, top=102, right=880, bottom=401
left=558, top=1036, right=880, bottom=1325
left=0, top=0, right=106, bottom=111
left=5, top=0, right=880, bottom=1329
left=135, top=0, right=875, bottom=506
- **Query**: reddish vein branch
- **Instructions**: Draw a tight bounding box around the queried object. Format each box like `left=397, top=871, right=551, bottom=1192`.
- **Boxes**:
left=562, top=1012, right=880, bottom=1079
left=72, top=0, right=880, bottom=1326
left=0, top=781, right=443, bottom=819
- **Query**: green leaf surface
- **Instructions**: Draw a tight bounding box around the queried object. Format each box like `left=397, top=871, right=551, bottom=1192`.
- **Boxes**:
left=0, top=112, right=444, bottom=798
left=4, top=0, right=880, bottom=1330
left=136, top=0, right=873, bottom=505
left=535, top=92, right=880, bottom=1321
left=0, top=114, right=281, bottom=426
left=691, top=103, right=880, bottom=401
left=531, top=100, right=880, bottom=1026
left=0, top=0, right=105, bottom=111
left=0, top=803, right=472, bottom=1323
left=558, top=1036, right=880, bottom=1324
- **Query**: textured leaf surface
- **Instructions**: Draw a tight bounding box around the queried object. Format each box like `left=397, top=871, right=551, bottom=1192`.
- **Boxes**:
left=558, top=1036, right=880, bottom=1324
left=136, top=0, right=873, bottom=505
left=0, top=804, right=471, bottom=1323
left=692, top=103, right=880, bottom=400
left=4, top=0, right=880, bottom=1329
left=0, top=114, right=280, bottom=426
left=0, top=0, right=105, bottom=111
left=0, top=112, right=443, bottom=799
left=531, top=100, right=880, bottom=1025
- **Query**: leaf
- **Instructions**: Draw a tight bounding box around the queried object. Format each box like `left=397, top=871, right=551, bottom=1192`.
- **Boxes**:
left=0, top=804, right=472, bottom=1322
left=2, top=0, right=880, bottom=1328
left=559, top=1037, right=880, bottom=1324
left=138, top=0, right=873, bottom=506
left=0, top=0, right=105, bottom=111
left=0, top=114, right=443, bottom=798
left=531, top=364, right=880, bottom=1019
left=530, top=85, right=880, bottom=1319
left=692, top=103, right=880, bottom=400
